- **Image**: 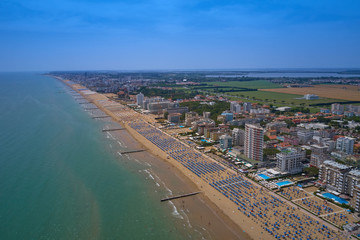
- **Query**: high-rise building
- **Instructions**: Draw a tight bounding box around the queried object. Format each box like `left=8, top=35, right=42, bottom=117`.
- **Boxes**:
left=336, top=137, right=355, bottom=154
left=219, top=134, right=232, bottom=150
left=136, top=92, right=144, bottom=106
left=276, top=148, right=304, bottom=174
left=319, top=160, right=351, bottom=193
left=331, top=103, right=344, bottom=115
left=243, top=102, right=252, bottom=112
left=230, top=102, right=242, bottom=113
left=244, top=124, right=264, bottom=161
left=345, top=169, right=360, bottom=197
left=232, top=128, right=245, bottom=146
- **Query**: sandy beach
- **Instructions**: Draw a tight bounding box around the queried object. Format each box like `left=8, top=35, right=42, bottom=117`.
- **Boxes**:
left=61, top=79, right=352, bottom=240
left=61, top=79, right=251, bottom=239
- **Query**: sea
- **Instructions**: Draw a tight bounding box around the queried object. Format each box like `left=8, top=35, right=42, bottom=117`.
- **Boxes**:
left=0, top=73, right=206, bottom=240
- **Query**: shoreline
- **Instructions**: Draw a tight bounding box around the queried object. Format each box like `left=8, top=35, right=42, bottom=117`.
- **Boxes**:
left=59, top=78, right=251, bottom=239
left=58, top=77, right=351, bottom=240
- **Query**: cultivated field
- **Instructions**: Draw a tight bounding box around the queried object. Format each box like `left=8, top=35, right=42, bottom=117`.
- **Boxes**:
left=226, top=91, right=344, bottom=105
left=261, top=84, right=360, bottom=101
left=205, top=80, right=282, bottom=89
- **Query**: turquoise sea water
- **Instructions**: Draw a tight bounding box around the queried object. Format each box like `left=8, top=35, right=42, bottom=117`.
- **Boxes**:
left=0, top=73, right=193, bottom=239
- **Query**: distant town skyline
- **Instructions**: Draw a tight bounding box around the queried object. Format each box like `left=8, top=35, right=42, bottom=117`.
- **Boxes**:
left=1, top=0, right=360, bottom=71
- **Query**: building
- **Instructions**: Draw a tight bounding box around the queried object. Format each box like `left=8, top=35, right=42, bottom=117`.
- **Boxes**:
left=336, top=137, right=355, bottom=154
left=148, top=101, right=171, bottom=114
left=345, top=169, right=360, bottom=196
left=136, top=92, right=144, bottom=106
left=297, top=130, right=314, bottom=144
left=185, top=111, right=199, bottom=126
left=351, top=185, right=360, bottom=212
left=219, top=134, right=233, bottom=150
left=304, top=94, right=319, bottom=100
left=319, top=160, right=352, bottom=193
left=244, top=124, right=264, bottom=161
left=276, top=106, right=292, bottom=112
left=168, top=113, right=181, bottom=123
left=221, top=112, right=234, bottom=122
left=319, top=161, right=360, bottom=212
left=232, top=128, right=245, bottom=146
left=331, top=103, right=345, bottom=115
left=310, top=153, right=328, bottom=168
left=320, top=108, right=331, bottom=113
left=250, top=108, right=270, bottom=115
left=203, top=112, right=211, bottom=119
left=311, top=144, right=328, bottom=154
left=230, top=102, right=241, bottom=113
left=167, top=107, right=189, bottom=114
left=210, top=131, right=223, bottom=141
left=276, top=148, right=304, bottom=174
left=243, top=102, right=252, bottom=112
left=266, top=122, right=287, bottom=133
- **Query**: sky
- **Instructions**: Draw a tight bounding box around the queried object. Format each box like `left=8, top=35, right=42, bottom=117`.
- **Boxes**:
left=0, top=0, right=360, bottom=71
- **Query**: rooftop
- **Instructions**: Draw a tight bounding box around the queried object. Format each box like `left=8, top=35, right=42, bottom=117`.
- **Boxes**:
left=323, top=160, right=351, bottom=170
left=349, top=169, right=360, bottom=177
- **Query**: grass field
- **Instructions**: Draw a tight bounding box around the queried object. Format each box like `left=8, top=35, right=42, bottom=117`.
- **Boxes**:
left=226, top=90, right=349, bottom=106
left=205, top=80, right=282, bottom=89
left=262, top=84, right=360, bottom=101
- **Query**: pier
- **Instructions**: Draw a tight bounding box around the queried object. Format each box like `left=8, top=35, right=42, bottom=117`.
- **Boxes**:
left=92, top=116, right=111, bottom=119
left=102, top=128, right=124, bottom=132
left=160, top=192, right=201, bottom=202
left=119, top=149, right=146, bottom=154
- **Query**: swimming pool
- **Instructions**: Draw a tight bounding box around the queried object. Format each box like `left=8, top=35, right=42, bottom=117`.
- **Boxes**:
left=275, top=180, right=293, bottom=187
left=322, top=193, right=349, bottom=204
left=258, top=174, right=270, bottom=180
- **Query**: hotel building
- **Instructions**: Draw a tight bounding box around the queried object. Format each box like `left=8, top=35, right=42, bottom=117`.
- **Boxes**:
left=244, top=124, right=264, bottom=161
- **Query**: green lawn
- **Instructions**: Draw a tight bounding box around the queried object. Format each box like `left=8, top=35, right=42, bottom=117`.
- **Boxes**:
left=205, top=80, right=283, bottom=89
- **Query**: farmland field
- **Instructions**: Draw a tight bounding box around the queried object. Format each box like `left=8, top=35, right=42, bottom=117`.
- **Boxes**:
left=261, top=84, right=360, bottom=101
left=226, top=91, right=350, bottom=106
left=205, top=80, right=282, bottom=89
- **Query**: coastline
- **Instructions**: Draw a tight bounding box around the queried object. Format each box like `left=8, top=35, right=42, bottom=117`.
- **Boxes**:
left=58, top=77, right=350, bottom=240
left=58, top=78, right=251, bottom=239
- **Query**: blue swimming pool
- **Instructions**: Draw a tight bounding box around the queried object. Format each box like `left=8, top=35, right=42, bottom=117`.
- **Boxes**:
left=322, top=193, right=349, bottom=204
left=258, top=174, right=270, bottom=180
left=275, top=180, right=293, bottom=187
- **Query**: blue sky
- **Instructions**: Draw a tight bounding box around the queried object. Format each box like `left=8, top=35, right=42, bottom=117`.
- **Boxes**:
left=0, top=0, right=360, bottom=71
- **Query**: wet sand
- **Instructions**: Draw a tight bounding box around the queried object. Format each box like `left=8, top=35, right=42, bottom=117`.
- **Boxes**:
left=110, top=123, right=250, bottom=240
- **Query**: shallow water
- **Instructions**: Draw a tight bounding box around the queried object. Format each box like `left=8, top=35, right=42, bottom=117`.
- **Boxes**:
left=0, top=73, right=205, bottom=239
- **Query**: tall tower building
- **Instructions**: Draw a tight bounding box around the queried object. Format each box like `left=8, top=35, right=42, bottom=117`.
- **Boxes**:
left=244, top=124, right=264, bottom=161
left=136, top=92, right=144, bottom=106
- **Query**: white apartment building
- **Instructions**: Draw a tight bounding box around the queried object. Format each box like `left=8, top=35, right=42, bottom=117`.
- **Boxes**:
left=244, top=124, right=264, bottom=161
left=336, top=136, right=355, bottom=154
left=276, top=148, right=304, bottom=174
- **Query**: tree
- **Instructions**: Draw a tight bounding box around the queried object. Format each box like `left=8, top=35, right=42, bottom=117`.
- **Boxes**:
left=304, top=167, right=319, bottom=177
left=263, top=148, right=281, bottom=156
left=264, top=135, right=270, bottom=141
left=163, top=111, right=169, bottom=119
